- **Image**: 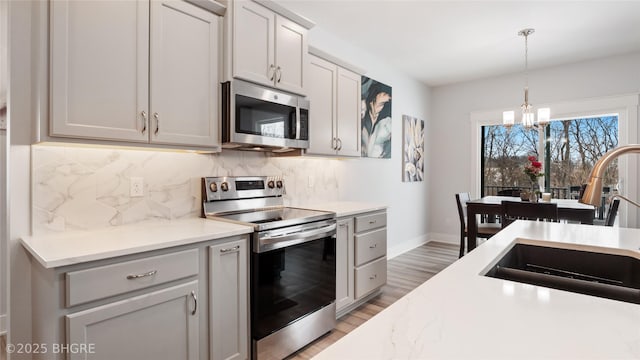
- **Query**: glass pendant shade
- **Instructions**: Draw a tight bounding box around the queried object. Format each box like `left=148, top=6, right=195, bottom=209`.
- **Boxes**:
left=537, top=107, right=551, bottom=125
left=503, top=111, right=515, bottom=127
left=522, top=107, right=535, bottom=128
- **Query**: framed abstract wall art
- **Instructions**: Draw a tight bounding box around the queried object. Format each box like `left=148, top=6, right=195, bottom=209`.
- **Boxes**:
left=402, top=114, right=424, bottom=182
left=361, top=76, right=392, bottom=158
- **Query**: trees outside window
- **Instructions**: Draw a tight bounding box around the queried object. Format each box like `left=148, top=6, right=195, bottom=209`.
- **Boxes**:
left=482, top=116, right=618, bottom=198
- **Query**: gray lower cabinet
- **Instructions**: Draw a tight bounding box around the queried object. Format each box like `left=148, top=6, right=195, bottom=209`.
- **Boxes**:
left=29, top=235, right=249, bottom=360
left=335, top=218, right=355, bottom=311
left=209, top=239, right=248, bottom=360
left=336, top=210, right=387, bottom=318
left=66, top=281, right=200, bottom=360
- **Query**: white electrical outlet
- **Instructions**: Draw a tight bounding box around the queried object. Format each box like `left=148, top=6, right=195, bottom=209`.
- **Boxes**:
left=308, top=175, right=315, bottom=188
left=130, top=177, right=144, bottom=197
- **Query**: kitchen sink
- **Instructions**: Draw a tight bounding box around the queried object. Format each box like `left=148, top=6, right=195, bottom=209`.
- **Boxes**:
left=485, top=242, right=640, bottom=304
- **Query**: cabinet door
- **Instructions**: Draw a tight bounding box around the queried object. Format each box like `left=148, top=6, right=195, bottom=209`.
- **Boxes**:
left=306, top=55, right=337, bottom=156
left=335, top=218, right=354, bottom=312
left=50, top=0, right=148, bottom=142
left=336, top=67, right=361, bottom=157
left=209, top=239, right=248, bottom=360
left=274, top=15, right=307, bottom=95
left=150, top=0, right=220, bottom=148
left=232, top=1, right=275, bottom=88
left=66, top=281, right=199, bottom=360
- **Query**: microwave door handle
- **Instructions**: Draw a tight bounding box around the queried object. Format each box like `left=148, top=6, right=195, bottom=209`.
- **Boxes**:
left=296, top=107, right=301, bottom=140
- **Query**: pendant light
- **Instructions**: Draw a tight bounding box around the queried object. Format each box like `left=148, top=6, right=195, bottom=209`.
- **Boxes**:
left=503, top=28, right=551, bottom=129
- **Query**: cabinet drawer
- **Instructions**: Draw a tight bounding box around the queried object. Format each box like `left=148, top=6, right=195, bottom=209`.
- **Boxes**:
left=354, top=228, right=386, bottom=266
left=355, top=257, right=387, bottom=299
left=354, top=212, right=386, bottom=233
left=66, top=249, right=199, bottom=307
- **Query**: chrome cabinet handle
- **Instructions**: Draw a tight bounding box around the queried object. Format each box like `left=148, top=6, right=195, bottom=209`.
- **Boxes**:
left=269, top=64, right=276, bottom=81
left=190, top=291, right=197, bottom=316
left=369, top=243, right=377, bottom=249
left=337, top=138, right=343, bottom=151
left=126, top=270, right=157, bottom=280
left=369, top=220, right=377, bottom=224
left=276, top=66, right=282, bottom=83
left=220, top=245, right=240, bottom=254
left=331, top=137, right=337, bottom=150
left=154, top=112, right=159, bottom=135
left=369, top=274, right=377, bottom=280
left=338, top=223, right=346, bottom=228
left=141, top=111, right=148, bottom=134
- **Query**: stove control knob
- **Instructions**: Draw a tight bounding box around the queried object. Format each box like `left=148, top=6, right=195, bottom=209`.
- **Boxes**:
left=220, top=182, right=229, bottom=192
left=267, top=180, right=275, bottom=189
left=276, top=180, right=283, bottom=189
left=209, top=182, right=218, bottom=192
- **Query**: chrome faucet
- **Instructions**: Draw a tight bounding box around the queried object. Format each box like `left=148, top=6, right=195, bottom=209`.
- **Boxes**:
left=580, top=144, right=640, bottom=208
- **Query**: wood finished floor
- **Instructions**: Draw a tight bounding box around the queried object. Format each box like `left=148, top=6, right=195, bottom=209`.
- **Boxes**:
left=1, top=334, right=5, bottom=360
left=287, top=241, right=458, bottom=360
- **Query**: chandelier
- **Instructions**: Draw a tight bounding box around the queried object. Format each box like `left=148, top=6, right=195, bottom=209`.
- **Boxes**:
left=503, top=28, right=550, bottom=129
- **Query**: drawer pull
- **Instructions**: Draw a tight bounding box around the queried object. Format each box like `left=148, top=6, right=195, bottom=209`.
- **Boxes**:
left=191, top=291, right=198, bottom=316
left=369, top=274, right=377, bottom=280
left=369, top=244, right=377, bottom=249
left=126, top=270, right=157, bottom=280
left=220, top=245, right=240, bottom=254
left=369, top=220, right=377, bottom=224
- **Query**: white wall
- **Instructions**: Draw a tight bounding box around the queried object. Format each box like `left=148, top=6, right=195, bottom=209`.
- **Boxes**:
left=429, top=52, right=640, bottom=241
left=304, top=27, right=432, bottom=257
left=0, top=0, right=8, bottom=334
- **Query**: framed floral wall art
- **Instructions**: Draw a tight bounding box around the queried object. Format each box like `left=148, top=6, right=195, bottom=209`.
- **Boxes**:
left=361, top=77, right=392, bottom=158
left=402, top=115, right=424, bottom=182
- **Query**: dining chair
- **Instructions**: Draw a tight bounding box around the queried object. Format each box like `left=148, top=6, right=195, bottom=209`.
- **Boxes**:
left=501, top=201, right=559, bottom=228
left=497, top=188, right=520, bottom=197
left=605, top=198, right=620, bottom=227
left=455, top=193, right=501, bottom=258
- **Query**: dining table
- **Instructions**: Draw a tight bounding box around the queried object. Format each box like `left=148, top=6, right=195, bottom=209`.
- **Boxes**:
left=466, top=196, right=596, bottom=252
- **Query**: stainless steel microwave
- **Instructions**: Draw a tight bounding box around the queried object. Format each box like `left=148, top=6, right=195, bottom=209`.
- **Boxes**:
left=221, top=80, right=309, bottom=152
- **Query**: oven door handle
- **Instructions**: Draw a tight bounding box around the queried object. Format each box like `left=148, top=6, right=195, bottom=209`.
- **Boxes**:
left=256, top=222, right=337, bottom=253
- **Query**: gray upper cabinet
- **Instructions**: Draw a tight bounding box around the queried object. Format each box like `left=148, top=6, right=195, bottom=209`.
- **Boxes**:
left=49, top=0, right=220, bottom=149
left=306, top=53, right=361, bottom=157
left=228, top=0, right=308, bottom=95
left=50, top=0, right=149, bottom=143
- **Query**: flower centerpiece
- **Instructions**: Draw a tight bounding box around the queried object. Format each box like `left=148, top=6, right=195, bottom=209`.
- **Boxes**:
left=523, top=155, right=544, bottom=201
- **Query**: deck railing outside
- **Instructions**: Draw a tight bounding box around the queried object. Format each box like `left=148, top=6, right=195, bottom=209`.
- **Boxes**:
left=483, top=185, right=612, bottom=220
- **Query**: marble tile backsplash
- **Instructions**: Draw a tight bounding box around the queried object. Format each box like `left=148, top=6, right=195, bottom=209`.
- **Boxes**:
left=32, top=145, right=339, bottom=235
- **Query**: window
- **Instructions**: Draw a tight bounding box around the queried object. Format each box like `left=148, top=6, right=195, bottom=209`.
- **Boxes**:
left=481, top=115, right=619, bottom=200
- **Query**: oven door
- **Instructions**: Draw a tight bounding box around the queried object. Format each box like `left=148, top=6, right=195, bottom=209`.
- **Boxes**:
left=251, top=224, right=336, bottom=342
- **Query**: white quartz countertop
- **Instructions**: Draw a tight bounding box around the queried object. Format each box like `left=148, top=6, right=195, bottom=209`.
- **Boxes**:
left=21, top=218, right=254, bottom=269
left=314, top=220, right=640, bottom=359
left=304, top=201, right=387, bottom=217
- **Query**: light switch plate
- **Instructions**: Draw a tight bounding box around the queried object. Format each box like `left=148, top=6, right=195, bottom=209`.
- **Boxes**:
left=130, top=177, right=144, bottom=197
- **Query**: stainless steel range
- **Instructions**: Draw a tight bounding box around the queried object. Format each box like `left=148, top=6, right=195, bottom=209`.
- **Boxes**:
left=202, top=176, right=337, bottom=360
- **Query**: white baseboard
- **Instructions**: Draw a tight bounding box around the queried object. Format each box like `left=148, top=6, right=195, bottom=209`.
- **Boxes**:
left=428, top=232, right=458, bottom=245
left=387, top=233, right=461, bottom=259
left=387, top=234, right=429, bottom=259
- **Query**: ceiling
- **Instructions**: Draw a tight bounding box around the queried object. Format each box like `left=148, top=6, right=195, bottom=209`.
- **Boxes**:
left=276, top=0, right=640, bottom=87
